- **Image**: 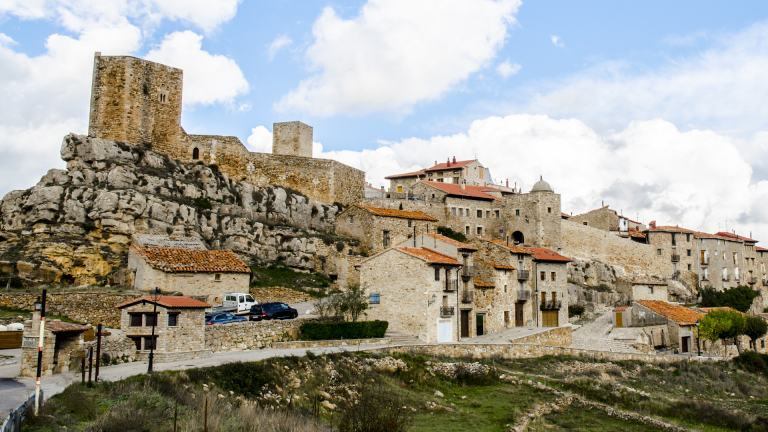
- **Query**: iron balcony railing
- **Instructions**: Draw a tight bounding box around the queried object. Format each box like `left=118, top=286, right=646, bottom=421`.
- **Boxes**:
left=517, top=290, right=531, bottom=301
left=444, top=279, right=458, bottom=292
left=517, top=270, right=530, bottom=280
left=671, top=254, right=680, bottom=262
left=461, top=290, right=474, bottom=304
left=440, top=306, right=455, bottom=317
left=723, top=275, right=730, bottom=281
left=461, top=265, right=474, bottom=278
left=700, top=258, right=710, bottom=265
left=763, top=279, right=768, bottom=287
left=748, top=277, right=758, bottom=285
left=540, top=300, right=562, bottom=310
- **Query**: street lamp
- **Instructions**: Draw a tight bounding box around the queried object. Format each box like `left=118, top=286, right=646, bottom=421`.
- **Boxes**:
left=34, top=290, right=46, bottom=415
left=147, top=289, right=161, bottom=374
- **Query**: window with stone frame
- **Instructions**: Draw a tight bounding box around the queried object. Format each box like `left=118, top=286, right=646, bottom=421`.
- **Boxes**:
left=516, top=209, right=520, bottom=216
left=477, top=226, right=483, bottom=235
left=214, top=273, right=221, bottom=281
left=130, top=336, right=142, bottom=351
left=435, top=268, right=440, bottom=281
left=540, top=271, right=545, bottom=281
left=486, top=211, right=490, bottom=218
left=657, top=249, right=662, bottom=256
left=451, top=207, right=457, bottom=216
left=466, top=208, right=470, bottom=216
left=130, top=313, right=143, bottom=327
left=383, top=230, right=390, bottom=247
left=143, top=336, right=158, bottom=350
left=547, top=207, right=552, bottom=213
left=408, top=220, right=412, bottom=227
left=458, top=208, right=463, bottom=216
left=495, top=210, right=500, bottom=218
left=144, top=313, right=157, bottom=327
left=648, top=286, right=654, bottom=294
left=687, top=249, right=692, bottom=256
left=465, top=226, right=470, bottom=235
left=168, top=313, right=180, bottom=327
left=550, top=272, right=556, bottom=281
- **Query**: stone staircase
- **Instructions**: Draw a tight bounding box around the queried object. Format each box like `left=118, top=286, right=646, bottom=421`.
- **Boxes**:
left=384, top=331, right=422, bottom=345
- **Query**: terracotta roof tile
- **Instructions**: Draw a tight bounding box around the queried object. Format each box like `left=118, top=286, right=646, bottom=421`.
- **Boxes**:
left=46, top=321, right=90, bottom=333
left=425, top=159, right=475, bottom=172
left=353, top=204, right=438, bottom=222
left=116, top=295, right=212, bottom=309
left=474, top=259, right=516, bottom=270
left=396, top=247, right=463, bottom=266
left=757, top=246, right=768, bottom=252
left=646, top=226, right=696, bottom=233
left=423, top=233, right=477, bottom=250
left=715, top=232, right=759, bottom=243
left=385, top=169, right=426, bottom=179
left=694, top=232, right=743, bottom=242
left=479, top=238, right=534, bottom=254
left=473, top=278, right=495, bottom=288
left=132, top=246, right=250, bottom=274
left=525, top=247, right=572, bottom=263
left=421, top=181, right=501, bottom=201
left=635, top=300, right=704, bottom=326
left=613, top=306, right=629, bottom=312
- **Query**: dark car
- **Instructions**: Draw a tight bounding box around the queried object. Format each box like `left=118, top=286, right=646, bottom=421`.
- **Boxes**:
left=205, top=312, right=247, bottom=325
left=249, top=302, right=298, bottom=321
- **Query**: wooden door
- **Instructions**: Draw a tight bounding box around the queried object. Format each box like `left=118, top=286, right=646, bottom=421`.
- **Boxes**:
left=682, top=336, right=689, bottom=353
left=542, top=311, right=558, bottom=327
left=515, top=303, right=524, bottom=327
left=460, top=310, right=470, bottom=338
left=615, top=312, right=623, bottom=328
left=476, top=314, right=484, bottom=336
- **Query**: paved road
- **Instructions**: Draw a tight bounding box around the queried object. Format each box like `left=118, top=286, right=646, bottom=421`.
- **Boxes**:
left=570, top=309, right=643, bottom=354
left=461, top=326, right=553, bottom=344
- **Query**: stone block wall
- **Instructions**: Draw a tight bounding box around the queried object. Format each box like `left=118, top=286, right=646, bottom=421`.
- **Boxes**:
left=336, top=206, right=436, bottom=255
left=120, top=303, right=206, bottom=353
left=203, top=318, right=316, bottom=352
left=534, top=261, right=569, bottom=327
left=508, top=326, right=572, bottom=347
left=569, top=206, right=617, bottom=232
left=0, top=293, right=136, bottom=328
left=273, top=121, right=312, bottom=158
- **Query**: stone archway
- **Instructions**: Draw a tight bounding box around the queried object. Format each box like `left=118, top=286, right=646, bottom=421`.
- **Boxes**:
left=512, top=231, right=524, bottom=245
left=192, top=147, right=199, bottom=160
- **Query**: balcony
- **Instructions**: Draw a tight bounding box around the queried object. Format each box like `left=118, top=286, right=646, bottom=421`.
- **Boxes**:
left=517, top=270, right=530, bottom=281
left=763, top=279, right=768, bottom=287
left=540, top=300, right=562, bottom=310
left=671, top=254, right=680, bottom=262
left=440, top=306, right=455, bottom=317
left=517, top=290, right=531, bottom=302
left=722, top=275, right=730, bottom=282
left=461, top=265, right=474, bottom=279
left=444, top=279, right=458, bottom=292
left=748, top=277, right=758, bottom=285
left=700, top=258, right=710, bottom=266
left=461, top=290, right=474, bottom=304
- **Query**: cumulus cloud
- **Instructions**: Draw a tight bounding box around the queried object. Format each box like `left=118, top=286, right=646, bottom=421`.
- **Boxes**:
left=551, top=35, right=564, bottom=47
left=276, top=0, right=521, bottom=116
left=317, top=114, right=768, bottom=241
left=496, top=59, right=521, bottom=78
left=145, top=31, right=249, bottom=106
left=246, top=126, right=273, bottom=153
left=268, top=35, right=292, bottom=61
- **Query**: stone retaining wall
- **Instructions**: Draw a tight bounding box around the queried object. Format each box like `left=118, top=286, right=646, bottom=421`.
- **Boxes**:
left=248, top=287, right=314, bottom=304
left=203, top=318, right=317, bottom=352
left=273, top=338, right=391, bottom=349
left=0, top=293, right=136, bottom=328
left=508, top=326, right=572, bottom=347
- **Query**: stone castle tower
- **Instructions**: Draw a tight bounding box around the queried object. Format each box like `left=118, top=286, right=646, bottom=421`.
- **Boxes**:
left=88, top=52, right=183, bottom=154
left=273, top=121, right=313, bottom=158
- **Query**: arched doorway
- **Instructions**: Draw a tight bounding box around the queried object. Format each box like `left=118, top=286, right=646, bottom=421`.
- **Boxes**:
left=192, top=147, right=199, bottom=160
left=512, top=231, right=524, bottom=245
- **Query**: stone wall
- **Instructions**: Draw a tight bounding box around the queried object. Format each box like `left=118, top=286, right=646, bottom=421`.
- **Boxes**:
left=82, top=336, right=137, bottom=364
left=568, top=206, right=616, bottom=232
left=204, top=318, right=315, bottom=352
left=120, top=303, right=206, bottom=353
left=0, top=293, right=136, bottom=328
left=273, top=121, right=313, bottom=158
left=335, top=206, right=436, bottom=255
left=534, top=261, right=569, bottom=327
left=508, top=326, right=572, bottom=347
left=248, top=287, right=313, bottom=304
left=561, top=220, right=665, bottom=275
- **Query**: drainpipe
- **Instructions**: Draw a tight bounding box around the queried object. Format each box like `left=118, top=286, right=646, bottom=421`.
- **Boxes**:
left=455, top=267, right=460, bottom=342
left=533, top=260, right=538, bottom=327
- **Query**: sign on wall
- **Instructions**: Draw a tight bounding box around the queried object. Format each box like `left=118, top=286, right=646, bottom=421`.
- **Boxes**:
left=21, top=337, right=38, bottom=349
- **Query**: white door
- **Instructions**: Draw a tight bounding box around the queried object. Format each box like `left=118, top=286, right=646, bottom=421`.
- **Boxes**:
left=438, top=319, right=452, bottom=342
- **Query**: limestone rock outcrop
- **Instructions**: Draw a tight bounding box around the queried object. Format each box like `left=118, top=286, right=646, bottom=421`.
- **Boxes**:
left=0, top=134, right=350, bottom=286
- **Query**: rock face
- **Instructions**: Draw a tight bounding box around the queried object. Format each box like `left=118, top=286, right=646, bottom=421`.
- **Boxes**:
left=0, top=134, right=348, bottom=286
left=567, top=258, right=626, bottom=288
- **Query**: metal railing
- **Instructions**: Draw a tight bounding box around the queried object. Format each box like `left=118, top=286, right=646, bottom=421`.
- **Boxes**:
left=461, top=266, right=474, bottom=278
left=540, top=300, right=562, bottom=310
left=722, top=275, right=730, bottom=281
left=671, top=254, right=680, bottom=262
left=748, top=277, right=758, bottom=285
left=440, top=306, right=455, bottom=317
left=700, top=258, right=709, bottom=265
left=1, top=391, right=42, bottom=432
left=517, top=270, right=530, bottom=280
left=763, top=279, right=768, bottom=287
left=461, top=290, right=474, bottom=303
left=517, top=290, right=531, bottom=301
left=444, top=279, right=458, bottom=292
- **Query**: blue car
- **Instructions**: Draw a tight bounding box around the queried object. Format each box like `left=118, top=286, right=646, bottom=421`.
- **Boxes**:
left=205, top=312, right=247, bottom=325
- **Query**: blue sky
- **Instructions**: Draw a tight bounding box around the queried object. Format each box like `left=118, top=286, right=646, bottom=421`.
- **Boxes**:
left=3, top=0, right=768, bottom=240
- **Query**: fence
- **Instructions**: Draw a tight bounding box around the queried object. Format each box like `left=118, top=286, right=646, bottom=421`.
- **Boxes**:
left=1, top=391, right=43, bottom=432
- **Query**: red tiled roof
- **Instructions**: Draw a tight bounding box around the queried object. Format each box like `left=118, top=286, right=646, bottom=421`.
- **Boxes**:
left=645, top=226, right=696, bottom=233
left=423, top=233, right=477, bottom=250
left=353, top=204, right=438, bottom=222
left=425, top=159, right=475, bottom=172
left=396, top=247, right=463, bottom=266
left=473, top=278, right=494, bottom=288
left=694, top=231, right=743, bottom=242
left=613, top=306, right=629, bottom=312
left=385, top=169, right=426, bottom=179
left=715, top=232, right=758, bottom=243
left=561, top=213, right=571, bottom=219
left=635, top=300, right=704, bottom=326
left=474, top=259, right=516, bottom=270
left=480, top=238, right=534, bottom=254
left=627, top=230, right=647, bottom=239
left=46, top=321, right=90, bottom=333
left=757, top=246, right=768, bottom=252
left=525, top=247, right=572, bottom=263
left=116, top=295, right=212, bottom=309
left=421, top=181, right=501, bottom=201
left=132, top=246, right=251, bottom=274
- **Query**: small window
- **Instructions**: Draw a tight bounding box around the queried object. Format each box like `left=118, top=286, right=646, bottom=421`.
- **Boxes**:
left=435, top=268, right=440, bottom=281
left=451, top=207, right=457, bottom=216
left=495, top=210, right=499, bottom=218
left=408, top=220, right=412, bottom=227
left=383, top=230, right=390, bottom=247
left=465, top=226, right=470, bottom=235
left=215, top=273, right=221, bottom=281
left=547, top=207, right=552, bottom=213
left=432, top=194, right=436, bottom=198
left=583, top=222, right=588, bottom=226
left=168, top=313, right=179, bottom=327
left=551, top=272, right=556, bottom=281
left=686, top=234, right=691, bottom=241
left=504, top=285, right=507, bottom=293
left=648, top=287, right=654, bottom=294
left=349, top=215, right=353, bottom=223
left=143, top=336, right=157, bottom=350
left=144, top=313, right=157, bottom=327
left=687, top=264, right=692, bottom=271
left=515, top=209, right=520, bottom=216
left=397, top=186, right=403, bottom=193
left=459, top=208, right=464, bottom=216
left=477, top=210, right=482, bottom=218
left=540, top=271, right=546, bottom=281
left=130, top=314, right=143, bottom=327
left=687, top=249, right=692, bottom=256
left=370, top=293, right=380, bottom=304
left=477, top=227, right=483, bottom=235
left=486, top=211, right=490, bottom=218
left=657, top=249, right=662, bottom=256
left=192, top=147, right=199, bottom=160
left=130, top=337, right=142, bottom=351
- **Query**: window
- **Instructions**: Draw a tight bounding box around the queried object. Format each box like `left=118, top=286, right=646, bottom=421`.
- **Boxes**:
left=551, top=272, right=556, bottom=281
left=551, top=292, right=556, bottom=302
left=143, top=336, right=157, bottom=350
left=349, top=215, right=353, bottom=223
left=688, top=264, right=692, bottom=271
left=459, top=208, right=464, bottom=216
left=168, top=313, right=179, bottom=327
left=686, top=234, right=691, bottom=241
left=465, top=226, right=470, bottom=235
left=540, top=292, right=546, bottom=302
left=671, top=234, right=676, bottom=246
left=383, top=231, right=390, bottom=247
left=435, top=268, right=440, bottom=281
left=540, top=271, right=546, bottom=281
left=477, top=210, right=482, bottom=218
left=687, top=249, right=692, bottom=256
left=130, top=337, right=142, bottom=351
left=547, top=207, right=552, bottom=214
left=451, top=207, right=456, bottom=216
left=515, top=209, right=520, bottom=216
left=370, top=293, right=380, bottom=304
left=397, top=186, right=403, bottom=192
left=214, top=273, right=221, bottom=281
left=130, top=313, right=143, bottom=327
left=648, top=287, right=654, bottom=294
left=504, top=285, right=507, bottom=293
left=486, top=211, right=490, bottom=218
left=702, top=268, right=708, bottom=280
left=408, top=220, right=412, bottom=227
left=583, top=222, right=588, bottom=226
left=477, top=227, right=483, bottom=235
left=192, top=147, right=199, bottom=160
left=432, top=194, right=436, bottom=198
left=495, top=210, right=500, bottom=218
left=466, top=208, right=470, bottom=216
left=657, top=249, right=662, bottom=256
left=144, top=313, right=157, bottom=327
left=733, top=252, right=738, bottom=265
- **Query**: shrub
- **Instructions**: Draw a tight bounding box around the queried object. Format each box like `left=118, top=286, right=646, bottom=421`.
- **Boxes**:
left=437, top=226, right=467, bottom=243
left=299, top=321, right=388, bottom=340
left=733, top=351, right=768, bottom=376
left=193, top=197, right=213, bottom=210
left=568, top=305, right=585, bottom=318
left=700, top=285, right=758, bottom=313
left=335, top=375, right=413, bottom=432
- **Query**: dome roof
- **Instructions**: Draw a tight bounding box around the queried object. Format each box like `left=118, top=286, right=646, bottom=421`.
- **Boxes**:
left=530, top=176, right=553, bottom=193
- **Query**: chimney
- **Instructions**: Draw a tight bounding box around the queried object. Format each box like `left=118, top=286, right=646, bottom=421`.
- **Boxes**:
left=452, top=156, right=456, bottom=163
left=447, top=158, right=451, bottom=167
left=434, top=160, right=437, bottom=166
left=650, top=220, right=656, bottom=229
left=461, top=180, right=466, bottom=190
left=506, top=179, right=509, bottom=187
left=381, top=186, right=385, bottom=191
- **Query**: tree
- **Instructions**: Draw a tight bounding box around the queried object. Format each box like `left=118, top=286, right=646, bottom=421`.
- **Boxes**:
left=700, top=285, right=759, bottom=313
left=745, top=315, right=768, bottom=351
left=698, top=311, right=732, bottom=357
left=717, top=310, right=747, bottom=355
left=339, top=283, right=369, bottom=322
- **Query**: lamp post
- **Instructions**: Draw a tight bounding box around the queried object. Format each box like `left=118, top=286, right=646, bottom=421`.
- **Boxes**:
left=33, top=290, right=46, bottom=415
left=147, top=289, right=161, bottom=374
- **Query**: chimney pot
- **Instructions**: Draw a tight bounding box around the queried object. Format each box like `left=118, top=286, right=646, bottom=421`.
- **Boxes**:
left=452, top=156, right=456, bottom=163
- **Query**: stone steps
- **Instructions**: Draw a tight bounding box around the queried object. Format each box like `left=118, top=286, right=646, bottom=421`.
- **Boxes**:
left=384, top=332, right=422, bottom=345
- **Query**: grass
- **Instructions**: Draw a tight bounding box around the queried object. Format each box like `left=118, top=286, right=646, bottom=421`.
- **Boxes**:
left=2, top=284, right=142, bottom=295
left=0, top=306, right=81, bottom=324
left=539, top=402, right=661, bottom=431
left=250, top=262, right=331, bottom=296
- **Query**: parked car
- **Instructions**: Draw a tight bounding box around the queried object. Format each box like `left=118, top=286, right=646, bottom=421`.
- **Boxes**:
left=249, top=302, right=298, bottom=321
left=221, top=292, right=258, bottom=314
left=205, top=312, right=247, bottom=325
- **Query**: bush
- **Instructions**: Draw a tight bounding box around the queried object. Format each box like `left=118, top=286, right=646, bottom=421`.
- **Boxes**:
left=700, top=285, right=758, bottom=313
left=437, top=226, right=467, bottom=243
left=733, top=351, right=768, bottom=376
left=568, top=305, right=585, bottom=318
left=300, top=321, right=388, bottom=340
left=335, top=375, right=413, bottom=432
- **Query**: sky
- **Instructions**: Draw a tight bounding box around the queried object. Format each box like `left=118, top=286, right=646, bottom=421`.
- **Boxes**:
left=2, top=1, right=768, bottom=241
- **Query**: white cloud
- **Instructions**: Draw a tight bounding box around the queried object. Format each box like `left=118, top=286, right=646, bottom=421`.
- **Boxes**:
left=551, top=35, right=564, bottom=47
left=246, top=126, right=273, bottom=153
left=268, top=35, right=292, bottom=61
left=317, top=114, right=768, bottom=241
left=496, top=59, right=521, bottom=78
left=145, top=31, right=249, bottom=106
left=276, top=0, right=521, bottom=116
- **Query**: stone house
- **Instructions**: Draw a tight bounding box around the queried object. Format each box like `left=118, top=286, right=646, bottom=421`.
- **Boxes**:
left=385, top=158, right=491, bottom=195
left=128, top=246, right=251, bottom=304
left=116, top=295, right=211, bottom=362
left=357, top=247, right=470, bottom=343
left=694, top=232, right=747, bottom=291
left=335, top=204, right=439, bottom=255
left=527, top=247, right=571, bottom=328
left=612, top=306, right=631, bottom=328
left=716, top=232, right=761, bottom=287
left=615, top=276, right=668, bottom=302
left=474, top=258, right=527, bottom=331
left=364, top=184, right=387, bottom=199
left=644, top=225, right=697, bottom=278
left=632, top=300, right=702, bottom=354
left=758, top=246, right=768, bottom=285
left=569, top=205, right=646, bottom=240
left=20, top=315, right=91, bottom=377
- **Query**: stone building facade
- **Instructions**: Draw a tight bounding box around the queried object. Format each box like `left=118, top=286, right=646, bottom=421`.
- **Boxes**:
left=569, top=205, right=646, bottom=235
left=528, top=248, right=571, bottom=328
left=335, top=205, right=439, bottom=255
left=631, top=300, right=702, bottom=354
left=87, top=53, right=363, bottom=205
left=615, top=276, right=669, bottom=302
left=128, top=246, right=251, bottom=304
left=385, top=158, right=492, bottom=195
left=116, top=295, right=211, bottom=362
left=473, top=259, right=526, bottom=331
left=20, top=316, right=90, bottom=377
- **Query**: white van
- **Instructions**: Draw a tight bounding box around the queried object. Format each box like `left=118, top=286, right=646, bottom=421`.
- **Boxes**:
left=222, top=292, right=258, bottom=314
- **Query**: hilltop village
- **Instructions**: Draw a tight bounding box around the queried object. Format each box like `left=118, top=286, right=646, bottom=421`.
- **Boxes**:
left=1, top=53, right=768, bottom=361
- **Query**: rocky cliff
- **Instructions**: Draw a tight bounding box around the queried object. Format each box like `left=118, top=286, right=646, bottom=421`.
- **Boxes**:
left=0, top=134, right=351, bottom=286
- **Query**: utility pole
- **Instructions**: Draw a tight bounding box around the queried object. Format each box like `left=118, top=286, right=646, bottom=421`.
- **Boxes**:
left=95, top=324, right=102, bottom=382
left=34, top=289, right=47, bottom=415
